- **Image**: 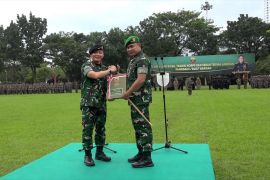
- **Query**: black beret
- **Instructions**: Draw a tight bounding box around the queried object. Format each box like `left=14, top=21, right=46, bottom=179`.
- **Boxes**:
left=88, top=44, right=103, bottom=54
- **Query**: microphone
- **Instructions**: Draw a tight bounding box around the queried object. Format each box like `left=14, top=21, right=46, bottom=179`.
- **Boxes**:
left=160, top=57, right=165, bottom=75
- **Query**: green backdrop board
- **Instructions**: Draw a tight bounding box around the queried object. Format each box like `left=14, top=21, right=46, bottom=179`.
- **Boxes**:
left=151, top=53, right=255, bottom=75
left=2, top=143, right=215, bottom=180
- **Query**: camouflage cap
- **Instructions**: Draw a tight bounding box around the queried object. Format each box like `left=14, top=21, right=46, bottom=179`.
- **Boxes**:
left=124, top=35, right=140, bottom=47
left=88, top=44, right=103, bottom=55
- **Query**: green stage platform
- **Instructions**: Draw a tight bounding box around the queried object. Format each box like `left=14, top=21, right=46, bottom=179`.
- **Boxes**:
left=2, top=143, right=215, bottom=180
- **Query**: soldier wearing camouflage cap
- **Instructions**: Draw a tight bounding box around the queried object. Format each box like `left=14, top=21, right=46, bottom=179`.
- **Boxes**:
left=122, top=35, right=154, bottom=168
left=80, top=44, right=117, bottom=166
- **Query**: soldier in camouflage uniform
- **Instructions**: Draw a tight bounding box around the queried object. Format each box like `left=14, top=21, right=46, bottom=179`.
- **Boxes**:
left=122, top=35, right=154, bottom=168
left=186, top=77, right=193, bottom=95
left=196, top=77, right=201, bottom=90
left=80, top=44, right=117, bottom=167
left=173, top=77, right=179, bottom=90
left=236, top=78, right=241, bottom=89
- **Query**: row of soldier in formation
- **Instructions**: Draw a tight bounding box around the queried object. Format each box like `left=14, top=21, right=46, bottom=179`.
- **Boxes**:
left=209, top=76, right=230, bottom=90
left=152, top=74, right=270, bottom=90
left=152, top=76, right=202, bottom=91
left=250, top=75, right=270, bottom=88
left=152, top=76, right=231, bottom=91
left=170, top=76, right=230, bottom=91
left=0, top=82, right=77, bottom=95
left=1, top=75, right=269, bottom=95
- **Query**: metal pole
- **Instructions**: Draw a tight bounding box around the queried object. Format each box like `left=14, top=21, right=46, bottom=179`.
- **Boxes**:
left=161, top=72, right=169, bottom=144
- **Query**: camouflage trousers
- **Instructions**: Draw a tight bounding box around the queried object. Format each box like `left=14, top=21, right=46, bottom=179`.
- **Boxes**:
left=236, top=78, right=241, bottom=89
left=188, top=86, right=192, bottom=95
left=243, top=80, right=248, bottom=89
left=130, top=104, right=153, bottom=152
left=81, top=106, right=106, bottom=151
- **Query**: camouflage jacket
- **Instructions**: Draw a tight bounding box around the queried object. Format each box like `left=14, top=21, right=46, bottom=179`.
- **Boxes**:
left=127, top=51, right=152, bottom=106
left=80, top=59, right=107, bottom=109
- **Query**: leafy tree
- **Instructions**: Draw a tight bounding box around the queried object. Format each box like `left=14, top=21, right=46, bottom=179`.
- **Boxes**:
left=139, top=10, right=219, bottom=57
left=86, top=31, right=107, bottom=46
left=70, top=33, right=89, bottom=81
left=36, top=63, right=52, bottom=82
left=17, top=12, right=47, bottom=82
left=0, top=22, right=24, bottom=82
left=221, top=14, right=270, bottom=60
left=0, top=26, right=5, bottom=72
left=254, top=55, right=270, bottom=74
left=186, top=18, right=219, bottom=55
left=44, top=32, right=87, bottom=81
left=4, top=21, right=23, bottom=65
left=104, top=28, right=128, bottom=71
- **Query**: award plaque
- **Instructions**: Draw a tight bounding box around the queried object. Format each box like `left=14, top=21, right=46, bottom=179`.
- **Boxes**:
left=107, top=74, right=127, bottom=99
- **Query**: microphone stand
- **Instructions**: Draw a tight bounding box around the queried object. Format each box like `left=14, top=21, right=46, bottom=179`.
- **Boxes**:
left=152, top=57, right=188, bottom=154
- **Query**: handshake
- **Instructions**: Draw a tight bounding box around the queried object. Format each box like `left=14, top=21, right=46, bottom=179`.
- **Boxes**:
left=108, top=65, right=120, bottom=75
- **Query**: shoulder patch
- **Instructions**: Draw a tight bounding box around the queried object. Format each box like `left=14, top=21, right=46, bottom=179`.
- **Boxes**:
left=83, top=65, right=93, bottom=76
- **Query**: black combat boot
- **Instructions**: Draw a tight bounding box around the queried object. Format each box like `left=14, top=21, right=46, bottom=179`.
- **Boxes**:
left=128, top=145, right=143, bottom=163
left=128, top=152, right=143, bottom=163
left=84, top=150, right=95, bottom=166
left=95, top=146, right=111, bottom=162
left=132, top=152, right=154, bottom=168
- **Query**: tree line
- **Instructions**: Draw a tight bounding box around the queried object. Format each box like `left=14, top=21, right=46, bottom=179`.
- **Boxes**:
left=0, top=10, right=270, bottom=83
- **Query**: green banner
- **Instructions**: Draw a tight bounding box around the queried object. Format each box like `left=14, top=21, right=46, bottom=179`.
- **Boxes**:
left=150, top=53, right=255, bottom=74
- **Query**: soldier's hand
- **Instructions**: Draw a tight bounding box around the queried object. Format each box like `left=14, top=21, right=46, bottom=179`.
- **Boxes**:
left=122, top=92, right=129, bottom=100
left=108, top=65, right=117, bottom=74
left=107, top=98, right=115, bottom=101
left=116, top=65, right=120, bottom=72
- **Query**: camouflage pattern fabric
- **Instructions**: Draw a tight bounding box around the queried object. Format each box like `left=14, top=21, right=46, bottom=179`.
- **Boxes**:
left=81, top=106, right=106, bottom=150
left=243, top=72, right=249, bottom=89
left=0, top=82, right=73, bottom=95
left=243, top=79, right=248, bottom=89
left=186, top=77, right=193, bottom=95
left=173, top=77, right=179, bottom=90
left=131, top=104, right=152, bottom=152
left=236, top=78, right=241, bottom=89
left=196, top=77, right=201, bottom=90
left=80, top=60, right=107, bottom=109
left=127, top=51, right=153, bottom=152
left=250, top=75, right=270, bottom=88
left=127, top=52, right=152, bottom=106
left=80, top=59, right=108, bottom=150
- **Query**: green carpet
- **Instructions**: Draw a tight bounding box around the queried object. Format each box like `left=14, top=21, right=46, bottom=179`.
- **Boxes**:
left=2, top=143, right=215, bottom=180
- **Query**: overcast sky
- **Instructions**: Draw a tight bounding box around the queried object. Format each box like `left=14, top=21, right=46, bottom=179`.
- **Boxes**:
left=0, top=0, right=266, bottom=34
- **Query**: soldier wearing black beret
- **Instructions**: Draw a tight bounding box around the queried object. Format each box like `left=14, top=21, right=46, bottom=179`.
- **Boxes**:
left=88, top=44, right=104, bottom=55
left=81, top=44, right=117, bottom=166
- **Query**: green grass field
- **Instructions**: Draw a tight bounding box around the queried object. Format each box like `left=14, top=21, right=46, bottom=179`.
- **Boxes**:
left=0, top=87, right=270, bottom=179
